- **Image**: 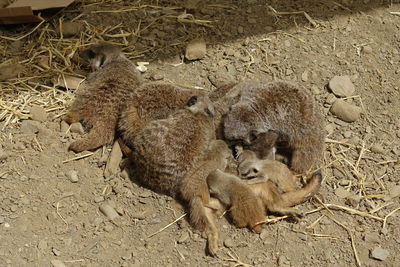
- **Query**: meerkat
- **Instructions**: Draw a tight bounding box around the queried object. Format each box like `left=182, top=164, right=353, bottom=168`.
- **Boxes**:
left=65, top=43, right=142, bottom=152
left=207, top=169, right=266, bottom=233
left=236, top=148, right=322, bottom=217
left=223, top=81, right=325, bottom=174
left=118, top=82, right=208, bottom=147
left=179, top=139, right=232, bottom=255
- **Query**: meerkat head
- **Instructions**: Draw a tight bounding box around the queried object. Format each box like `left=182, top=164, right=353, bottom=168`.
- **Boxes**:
left=79, top=43, right=125, bottom=71
left=223, top=102, right=261, bottom=145
left=186, top=95, right=215, bottom=118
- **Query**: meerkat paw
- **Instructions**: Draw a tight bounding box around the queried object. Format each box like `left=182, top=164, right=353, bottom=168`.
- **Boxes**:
left=68, top=140, right=87, bottom=153
left=207, top=235, right=219, bottom=257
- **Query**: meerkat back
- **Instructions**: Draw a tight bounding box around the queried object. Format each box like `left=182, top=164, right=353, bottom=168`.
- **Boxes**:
left=65, top=43, right=142, bottom=152
left=130, top=95, right=216, bottom=196
left=118, top=82, right=208, bottom=146
left=223, top=81, right=325, bottom=173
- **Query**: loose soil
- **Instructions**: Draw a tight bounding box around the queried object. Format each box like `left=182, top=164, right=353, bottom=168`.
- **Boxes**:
left=1, top=1, right=400, bottom=266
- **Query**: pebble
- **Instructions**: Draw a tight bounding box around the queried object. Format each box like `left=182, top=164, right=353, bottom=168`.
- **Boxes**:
left=301, top=70, right=308, bottom=82
left=52, top=248, right=61, bottom=256
left=104, top=141, right=123, bottom=178
left=329, top=75, right=355, bottom=97
left=99, top=204, right=119, bottom=220
left=66, top=170, right=79, bottom=183
left=0, top=63, right=24, bottom=81
left=20, top=120, right=42, bottom=134
left=370, top=144, right=385, bottom=154
left=345, top=195, right=361, bottom=207
left=259, top=228, right=269, bottom=240
left=325, top=94, right=337, bottom=105
left=177, top=232, right=190, bottom=244
left=237, top=26, right=244, bottom=34
left=0, top=149, right=7, bottom=161
left=0, top=216, right=4, bottom=224
left=61, top=22, right=84, bottom=37
left=30, top=105, right=47, bottom=122
left=149, top=217, right=161, bottom=224
left=121, top=252, right=132, bottom=260
left=104, top=224, right=114, bottom=232
left=185, top=39, right=206, bottom=60
left=370, top=247, right=389, bottom=261
left=51, top=260, right=66, bottom=267
left=362, top=46, right=373, bottom=54
left=389, top=185, right=400, bottom=199
left=94, top=196, right=105, bottom=203
left=38, top=240, right=47, bottom=251
left=325, top=123, right=336, bottom=136
left=363, top=232, right=380, bottom=243
left=330, top=99, right=361, bottom=122
left=335, top=187, right=351, bottom=198
left=223, top=237, right=235, bottom=248
left=70, top=122, right=84, bottom=135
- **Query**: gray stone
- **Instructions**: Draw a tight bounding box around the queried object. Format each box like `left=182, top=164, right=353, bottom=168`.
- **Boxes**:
left=20, top=120, right=42, bottom=134
left=51, top=260, right=66, bottom=267
left=389, top=185, right=400, bottom=199
left=370, top=247, right=389, bottom=261
left=223, top=237, right=235, bottom=248
left=177, top=232, right=190, bottom=244
left=330, top=99, right=362, bottom=122
left=185, top=39, right=206, bottom=60
left=61, top=22, right=84, bottom=37
left=370, top=144, right=385, bottom=154
left=66, top=170, right=79, bottom=183
left=30, top=105, right=47, bottom=122
left=335, top=187, right=351, bottom=198
left=329, top=75, right=355, bottom=97
left=70, top=122, right=84, bottom=135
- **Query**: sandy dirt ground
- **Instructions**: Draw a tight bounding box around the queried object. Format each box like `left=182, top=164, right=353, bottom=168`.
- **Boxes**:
left=0, top=0, right=400, bottom=266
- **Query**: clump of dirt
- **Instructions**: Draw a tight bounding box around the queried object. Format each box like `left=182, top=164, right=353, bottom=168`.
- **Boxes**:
left=1, top=1, right=399, bottom=266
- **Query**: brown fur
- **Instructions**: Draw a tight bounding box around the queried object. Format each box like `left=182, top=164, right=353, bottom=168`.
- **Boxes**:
left=65, top=43, right=142, bottom=152
left=207, top=169, right=265, bottom=233
left=179, top=140, right=232, bottom=255
left=223, top=81, right=325, bottom=173
left=237, top=149, right=322, bottom=216
left=118, top=82, right=207, bottom=147
left=127, top=95, right=215, bottom=196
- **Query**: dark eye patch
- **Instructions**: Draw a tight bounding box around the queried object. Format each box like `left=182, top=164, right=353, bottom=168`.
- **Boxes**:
left=187, top=96, right=198, bottom=107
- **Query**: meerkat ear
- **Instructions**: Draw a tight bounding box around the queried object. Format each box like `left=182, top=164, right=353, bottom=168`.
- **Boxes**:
left=187, top=96, right=198, bottom=107
left=79, top=48, right=96, bottom=62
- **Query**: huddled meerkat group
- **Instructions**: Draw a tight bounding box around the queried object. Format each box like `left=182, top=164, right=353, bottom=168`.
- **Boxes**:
left=65, top=43, right=325, bottom=256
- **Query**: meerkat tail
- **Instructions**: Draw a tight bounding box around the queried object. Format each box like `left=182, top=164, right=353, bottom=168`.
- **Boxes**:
left=279, top=171, right=322, bottom=207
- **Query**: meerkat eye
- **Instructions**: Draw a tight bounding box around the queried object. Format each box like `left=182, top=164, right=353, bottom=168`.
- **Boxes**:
left=187, top=96, right=198, bottom=107
left=252, top=168, right=258, bottom=174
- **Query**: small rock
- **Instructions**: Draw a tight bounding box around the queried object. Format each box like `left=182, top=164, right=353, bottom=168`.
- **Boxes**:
left=51, top=260, right=66, bottom=267
left=38, top=240, right=48, bottom=251
left=325, top=94, right=337, bottom=105
left=61, top=21, right=84, bottom=37
left=149, top=217, right=161, bottom=224
left=60, top=121, right=69, bottom=133
left=345, top=195, right=361, bottom=207
left=0, top=216, right=4, bottom=224
left=301, top=70, right=308, bottom=82
left=343, top=130, right=353, bottom=138
left=329, top=75, right=355, bottom=97
left=94, top=196, right=105, bottom=203
left=370, top=247, right=389, bottom=261
left=259, top=228, right=269, bottom=240
left=30, top=105, right=47, bottom=122
left=335, top=187, right=351, bottom=198
left=223, top=237, right=235, bottom=248
left=66, top=170, right=79, bottom=183
left=325, top=123, right=336, bottom=136
left=20, top=120, right=42, bottom=134
left=370, top=144, right=385, bottom=154
left=70, top=122, right=84, bottom=135
left=104, top=141, right=123, bottom=178
left=52, top=248, right=61, bottom=256
left=99, top=204, right=119, bottom=220
left=177, top=232, right=190, bottom=244
left=104, top=224, right=114, bottom=232
left=122, top=252, right=132, bottom=260
left=330, top=99, right=362, bottom=122
left=0, top=63, right=24, bottom=81
left=363, top=232, right=380, bottom=243
left=237, top=26, right=244, bottom=34
left=362, top=46, right=373, bottom=54
left=185, top=39, right=206, bottom=60
left=0, top=149, right=8, bottom=161
left=389, top=185, right=400, bottom=199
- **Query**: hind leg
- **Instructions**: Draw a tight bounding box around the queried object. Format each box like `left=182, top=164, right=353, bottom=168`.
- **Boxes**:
left=69, top=120, right=115, bottom=152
